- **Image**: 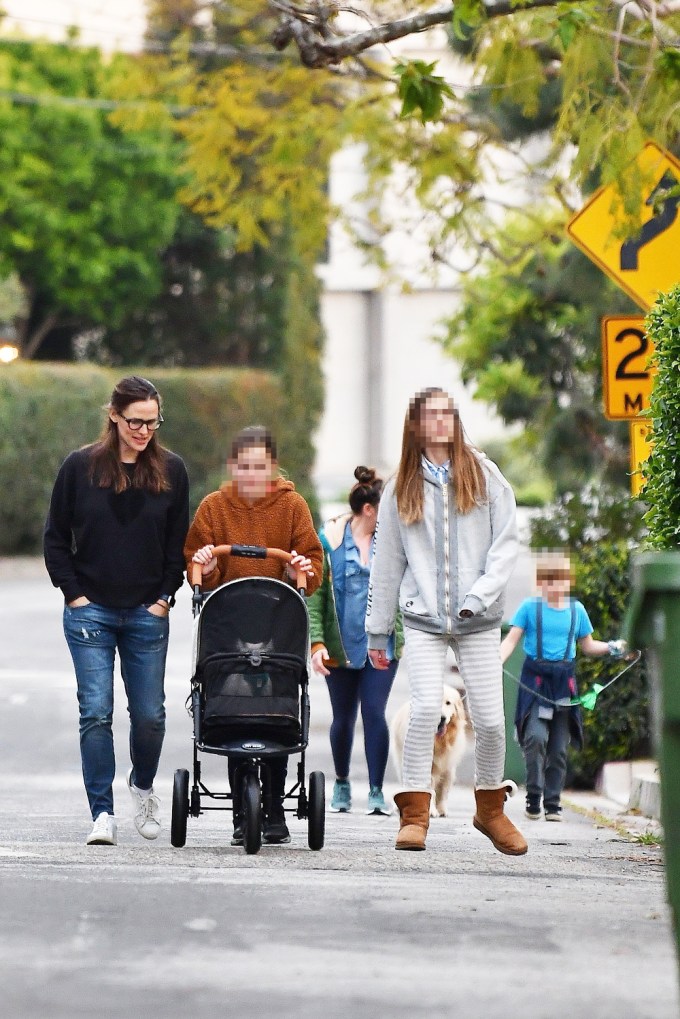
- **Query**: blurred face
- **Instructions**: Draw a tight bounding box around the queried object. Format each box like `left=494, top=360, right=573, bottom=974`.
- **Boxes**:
left=110, top=398, right=161, bottom=461
left=537, top=570, right=572, bottom=601
left=419, top=393, right=456, bottom=448
left=362, top=500, right=379, bottom=534
left=229, top=444, right=276, bottom=502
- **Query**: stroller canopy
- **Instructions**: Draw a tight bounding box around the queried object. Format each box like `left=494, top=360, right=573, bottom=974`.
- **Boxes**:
left=196, top=577, right=309, bottom=667
left=194, top=577, right=310, bottom=748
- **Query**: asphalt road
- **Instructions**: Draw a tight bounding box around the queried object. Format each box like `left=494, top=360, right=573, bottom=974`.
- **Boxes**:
left=1, top=560, right=678, bottom=1019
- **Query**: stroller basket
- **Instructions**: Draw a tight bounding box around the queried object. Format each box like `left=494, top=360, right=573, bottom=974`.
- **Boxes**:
left=197, top=651, right=304, bottom=745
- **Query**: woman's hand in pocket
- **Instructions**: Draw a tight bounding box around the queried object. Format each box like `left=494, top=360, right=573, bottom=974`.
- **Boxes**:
left=68, top=596, right=91, bottom=608
left=147, top=602, right=169, bottom=617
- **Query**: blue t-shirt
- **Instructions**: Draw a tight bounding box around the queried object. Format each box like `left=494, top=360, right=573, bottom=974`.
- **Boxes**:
left=510, top=597, right=593, bottom=661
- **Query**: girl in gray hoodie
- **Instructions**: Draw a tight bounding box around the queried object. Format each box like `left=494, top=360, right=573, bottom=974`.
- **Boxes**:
left=366, top=387, right=527, bottom=855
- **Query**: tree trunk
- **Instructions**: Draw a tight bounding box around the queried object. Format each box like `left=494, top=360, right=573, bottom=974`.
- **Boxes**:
left=19, top=313, right=59, bottom=359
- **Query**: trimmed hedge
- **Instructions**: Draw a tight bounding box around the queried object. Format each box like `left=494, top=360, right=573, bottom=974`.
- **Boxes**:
left=570, top=542, right=650, bottom=786
left=0, top=361, right=304, bottom=554
left=642, top=283, right=680, bottom=546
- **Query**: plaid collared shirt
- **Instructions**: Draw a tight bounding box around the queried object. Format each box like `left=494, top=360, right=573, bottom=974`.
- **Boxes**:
left=422, top=454, right=450, bottom=486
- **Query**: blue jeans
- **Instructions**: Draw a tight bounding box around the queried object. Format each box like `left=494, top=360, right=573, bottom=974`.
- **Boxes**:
left=63, top=602, right=169, bottom=819
left=522, top=700, right=571, bottom=811
left=325, top=661, right=397, bottom=787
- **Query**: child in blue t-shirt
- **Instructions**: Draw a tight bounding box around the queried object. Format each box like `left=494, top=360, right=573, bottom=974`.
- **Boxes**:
left=500, top=553, right=626, bottom=822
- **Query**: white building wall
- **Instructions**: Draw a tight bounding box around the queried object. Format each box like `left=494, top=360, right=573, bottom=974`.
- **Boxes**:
left=315, top=285, right=506, bottom=500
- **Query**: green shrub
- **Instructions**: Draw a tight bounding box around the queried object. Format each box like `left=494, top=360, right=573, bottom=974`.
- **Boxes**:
left=642, top=284, right=680, bottom=546
left=570, top=542, right=650, bottom=786
left=0, top=362, right=110, bottom=553
left=0, top=361, right=319, bottom=554
left=528, top=487, right=649, bottom=787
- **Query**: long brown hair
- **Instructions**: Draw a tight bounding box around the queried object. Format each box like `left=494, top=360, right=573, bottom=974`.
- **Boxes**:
left=395, top=387, right=486, bottom=524
left=88, top=376, right=170, bottom=494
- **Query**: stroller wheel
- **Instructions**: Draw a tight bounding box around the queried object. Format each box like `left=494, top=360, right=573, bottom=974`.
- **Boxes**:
left=171, top=769, right=190, bottom=847
left=308, top=770, right=325, bottom=851
left=243, top=772, right=262, bottom=855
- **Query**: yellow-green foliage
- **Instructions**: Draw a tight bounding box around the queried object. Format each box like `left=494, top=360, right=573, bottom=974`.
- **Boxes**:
left=0, top=362, right=294, bottom=554
left=113, top=0, right=680, bottom=286
left=178, top=64, right=348, bottom=253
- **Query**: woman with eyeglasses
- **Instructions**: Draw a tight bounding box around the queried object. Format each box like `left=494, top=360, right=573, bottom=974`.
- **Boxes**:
left=44, top=375, right=189, bottom=847
left=366, top=387, right=526, bottom=855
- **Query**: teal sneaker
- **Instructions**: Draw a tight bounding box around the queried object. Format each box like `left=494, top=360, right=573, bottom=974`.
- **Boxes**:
left=366, top=786, right=391, bottom=815
left=330, top=779, right=352, bottom=812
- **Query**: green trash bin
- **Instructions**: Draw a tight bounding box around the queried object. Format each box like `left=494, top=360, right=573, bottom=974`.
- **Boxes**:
left=625, top=550, right=680, bottom=972
left=501, top=624, right=526, bottom=786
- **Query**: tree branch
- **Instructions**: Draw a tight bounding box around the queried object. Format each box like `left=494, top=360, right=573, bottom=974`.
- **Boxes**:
left=268, top=0, right=589, bottom=67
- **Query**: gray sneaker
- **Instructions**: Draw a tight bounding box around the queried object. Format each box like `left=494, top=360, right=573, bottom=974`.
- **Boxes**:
left=366, top=786, right=391, bottom=815
left=127, top=769, right=161, bottom=840
left=330, top=779, right=351, bottom=812
left=86, top=812, right=117, bottom=846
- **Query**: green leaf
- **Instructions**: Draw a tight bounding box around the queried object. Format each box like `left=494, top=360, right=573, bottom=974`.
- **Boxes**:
left=656, top=49, right=680, bottom=88
left=394, top=60, right=454, bottom=124
left=555, top=8, right=592, bottom=52
left=452, top=0, right=487, bottom=41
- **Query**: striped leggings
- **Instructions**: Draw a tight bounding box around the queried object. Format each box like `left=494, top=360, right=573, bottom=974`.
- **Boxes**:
left=402, top=625, right=506, bottom=790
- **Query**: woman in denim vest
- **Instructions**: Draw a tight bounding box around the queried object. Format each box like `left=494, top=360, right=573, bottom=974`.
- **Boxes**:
left=309, top=467, right=403, bottom=816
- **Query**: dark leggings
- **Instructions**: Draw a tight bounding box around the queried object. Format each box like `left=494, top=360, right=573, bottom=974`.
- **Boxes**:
left=229, top=756, right=287, bottom=817
left=325, top=661, right=397, bottom=788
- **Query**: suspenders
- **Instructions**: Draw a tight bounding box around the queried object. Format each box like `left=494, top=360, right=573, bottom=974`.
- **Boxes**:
left=535, top=599, right=577, bottom=662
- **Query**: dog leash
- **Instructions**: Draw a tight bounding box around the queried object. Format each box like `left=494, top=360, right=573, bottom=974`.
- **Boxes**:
left=502, top=650, right=642, bottom=711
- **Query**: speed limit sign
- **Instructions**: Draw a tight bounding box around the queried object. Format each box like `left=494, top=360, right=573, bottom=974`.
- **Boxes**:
left=601, top=316, right=656, bottom=420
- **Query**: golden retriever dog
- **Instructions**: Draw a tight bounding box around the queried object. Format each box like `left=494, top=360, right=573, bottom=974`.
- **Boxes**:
left=390, top=684, right=468, bottom=817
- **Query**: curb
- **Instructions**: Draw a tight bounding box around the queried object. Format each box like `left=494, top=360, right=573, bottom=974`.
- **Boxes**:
left=596, top=759, right=661, bottom=821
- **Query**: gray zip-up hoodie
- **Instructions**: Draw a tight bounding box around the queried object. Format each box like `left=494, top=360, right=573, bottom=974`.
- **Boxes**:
left=366, top=458, right=518, bottom=647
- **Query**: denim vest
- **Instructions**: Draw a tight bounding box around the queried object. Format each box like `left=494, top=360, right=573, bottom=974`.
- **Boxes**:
left=330, top=521, right=394, bottom=669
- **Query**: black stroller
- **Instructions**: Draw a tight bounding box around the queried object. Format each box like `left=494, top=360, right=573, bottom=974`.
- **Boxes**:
left=171, top=544, right=325, bottom=854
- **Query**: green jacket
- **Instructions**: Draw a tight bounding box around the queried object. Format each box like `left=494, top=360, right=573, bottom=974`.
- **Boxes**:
left=308, top=514, right=403, bottom=666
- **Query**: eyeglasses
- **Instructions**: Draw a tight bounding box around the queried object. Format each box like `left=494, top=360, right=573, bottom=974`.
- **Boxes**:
left=120, top=414, right=164, bottom=432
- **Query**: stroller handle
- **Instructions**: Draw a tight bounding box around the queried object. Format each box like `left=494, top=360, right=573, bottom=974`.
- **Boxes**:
left=190, top=544, right=308, bottom=595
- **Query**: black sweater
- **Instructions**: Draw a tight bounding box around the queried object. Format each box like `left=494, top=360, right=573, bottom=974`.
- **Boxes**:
left=44, top=446, right=190, bottom=608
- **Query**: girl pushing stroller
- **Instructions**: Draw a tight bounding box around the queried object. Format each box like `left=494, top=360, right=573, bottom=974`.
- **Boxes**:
left=176, top=426, right=323, bottom=852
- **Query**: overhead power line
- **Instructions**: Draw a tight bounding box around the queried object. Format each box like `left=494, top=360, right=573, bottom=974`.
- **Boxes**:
left=0, top=15, right=279, bottom=61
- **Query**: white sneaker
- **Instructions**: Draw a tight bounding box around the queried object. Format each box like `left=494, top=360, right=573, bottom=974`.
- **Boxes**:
left=86, top=812, right=117, bottom=846
left=127, top=769, right=161, bottom=840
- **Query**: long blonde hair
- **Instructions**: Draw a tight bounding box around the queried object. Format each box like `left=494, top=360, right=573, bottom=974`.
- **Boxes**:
left=395, top=388, right=486, bottom=524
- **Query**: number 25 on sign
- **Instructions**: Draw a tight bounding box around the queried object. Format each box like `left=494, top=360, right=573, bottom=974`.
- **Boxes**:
left=601, top=316, right=655, bottom=420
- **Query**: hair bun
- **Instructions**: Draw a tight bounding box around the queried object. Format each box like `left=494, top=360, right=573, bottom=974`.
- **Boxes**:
left=354, top=465, right=376, bottom=485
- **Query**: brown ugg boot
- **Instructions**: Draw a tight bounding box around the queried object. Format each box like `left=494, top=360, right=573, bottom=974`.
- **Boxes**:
left=473, top=784, right=528, bottom=856
left=394, top=791, right=431, bottom=851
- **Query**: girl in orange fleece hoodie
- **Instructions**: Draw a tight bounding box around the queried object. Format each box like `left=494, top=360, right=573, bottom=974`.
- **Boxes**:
left=184, top=425, right=323, bottom=846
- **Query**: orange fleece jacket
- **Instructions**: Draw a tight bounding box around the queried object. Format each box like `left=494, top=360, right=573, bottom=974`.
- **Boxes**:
left=184, top=478, right=323, bottom=595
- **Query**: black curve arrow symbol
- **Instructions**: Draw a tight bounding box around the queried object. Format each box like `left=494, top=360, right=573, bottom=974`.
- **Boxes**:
left=620, top=171, right=680, bottom=271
